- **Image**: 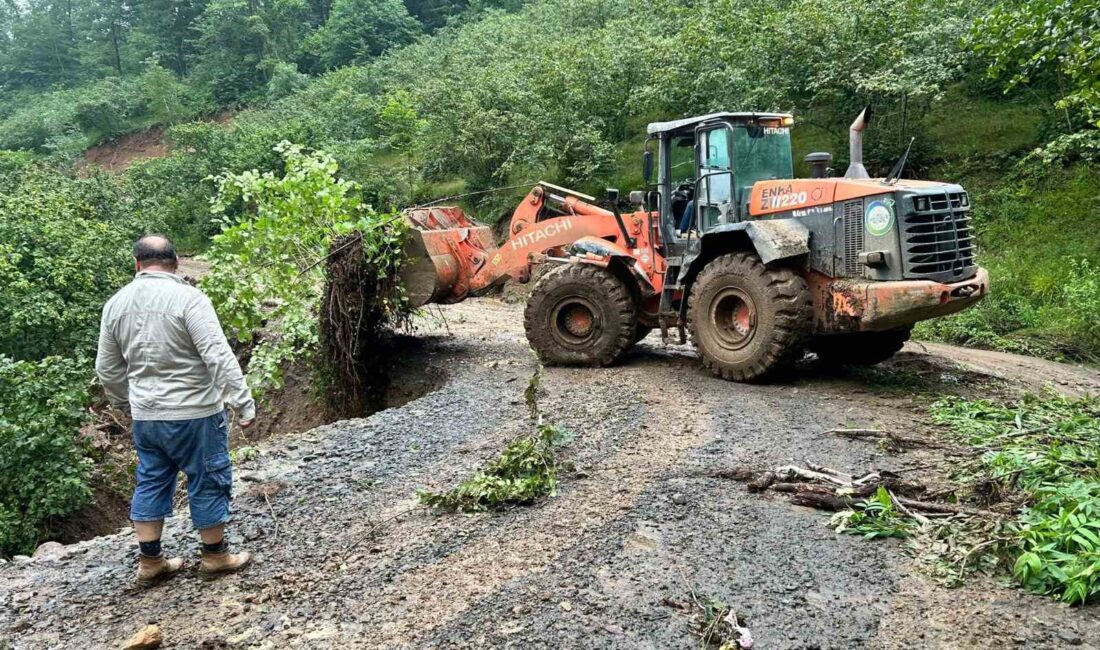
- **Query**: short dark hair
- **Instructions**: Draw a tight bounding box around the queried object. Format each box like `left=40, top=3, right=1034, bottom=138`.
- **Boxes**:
left=133, top=235, right=178, bottom=268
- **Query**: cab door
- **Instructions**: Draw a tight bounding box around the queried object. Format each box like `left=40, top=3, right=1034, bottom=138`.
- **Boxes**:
left=692, top=124, right=736, bottom=232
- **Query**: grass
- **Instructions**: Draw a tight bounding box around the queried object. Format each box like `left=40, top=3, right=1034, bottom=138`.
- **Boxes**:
left=920, top=88, right=1041, bottom=161
left=915, top=164, right=1100, bottom=362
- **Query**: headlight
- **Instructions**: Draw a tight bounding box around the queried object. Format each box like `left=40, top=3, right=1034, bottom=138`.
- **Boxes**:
left=914, top=196, right=930, bottom=212
left=960, top=193, right=969, bottom=207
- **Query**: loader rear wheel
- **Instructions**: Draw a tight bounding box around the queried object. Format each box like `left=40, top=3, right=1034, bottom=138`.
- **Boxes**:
left=810, top=327, right=912, bottom=367
left=525, top=264, right=636, bottom=366
left=688, top=252, right=811, bottom=382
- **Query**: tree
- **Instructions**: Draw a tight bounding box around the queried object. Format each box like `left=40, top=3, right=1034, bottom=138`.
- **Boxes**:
left=974, top=0, right=1100, bottom=131
left=302, top=0, right=420, bottom=70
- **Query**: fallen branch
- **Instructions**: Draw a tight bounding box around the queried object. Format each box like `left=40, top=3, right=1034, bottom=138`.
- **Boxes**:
left=735, top=462, right=999, bottom=520
left=262, top=493, right=279, bottom=542
left=343, top=506, right=421, bottom=558
left=826, top=428, right=945, bottom=450
left=888, top=489, right=930, bottom=526
left=747, top=471, right=777, bottom=492
left=893, top=497, right=1002, bottom=519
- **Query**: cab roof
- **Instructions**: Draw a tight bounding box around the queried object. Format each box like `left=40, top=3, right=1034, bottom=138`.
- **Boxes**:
left=646, top=112, right=793, bottom=135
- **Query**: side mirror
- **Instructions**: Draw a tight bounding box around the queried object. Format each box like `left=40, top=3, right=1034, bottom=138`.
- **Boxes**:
left=605, top=187, right=620, bottom=204
left=642, top=150, right=653, bottom=184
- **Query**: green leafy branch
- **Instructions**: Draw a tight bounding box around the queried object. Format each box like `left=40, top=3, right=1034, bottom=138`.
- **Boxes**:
left=417, top=423, right=573, bottom=512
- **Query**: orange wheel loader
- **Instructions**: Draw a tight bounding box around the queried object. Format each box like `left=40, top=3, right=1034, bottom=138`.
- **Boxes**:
left=399, top=109, right=989, bottom=381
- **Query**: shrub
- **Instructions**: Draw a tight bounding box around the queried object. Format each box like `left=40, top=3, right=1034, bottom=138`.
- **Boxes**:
left=0, top=356, right=92, bottom=557
left=0, top=168, right=134, bottom=360
left=266, top=62, right=310, bottom=102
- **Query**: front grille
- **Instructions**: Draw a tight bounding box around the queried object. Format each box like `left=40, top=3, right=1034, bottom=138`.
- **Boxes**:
left=901, top=191, right=976, bottom=281
left=842, top=199, right=864, bottom=276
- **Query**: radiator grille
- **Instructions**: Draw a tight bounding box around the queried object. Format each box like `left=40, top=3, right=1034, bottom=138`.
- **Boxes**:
left=842, top=199, right=864, bottom=276
left=901, top=191, right=976, bottom=281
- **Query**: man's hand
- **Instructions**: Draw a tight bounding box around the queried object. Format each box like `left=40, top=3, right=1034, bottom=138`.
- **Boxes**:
left=239, top=418, right=255, bottom=429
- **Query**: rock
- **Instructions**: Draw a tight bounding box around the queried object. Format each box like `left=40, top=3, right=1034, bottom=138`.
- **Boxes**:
left=1057, top=630, right=1083, bottom=646
left=12, top=591, right=33, bottom=603
left=559, top=601, right=572, bottom=612
left=120, top=624, right=163, bottom=649
left=33, top=541, right=67, bottom=561
left=9, top=617, right=31, bottom=632
left=13, top=554, right=31, bottom=563
left=671, top=492, right=688, bottom=506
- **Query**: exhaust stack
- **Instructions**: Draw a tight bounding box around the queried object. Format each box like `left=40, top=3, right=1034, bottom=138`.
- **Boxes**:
left=845, top=107, right=871, bottom=179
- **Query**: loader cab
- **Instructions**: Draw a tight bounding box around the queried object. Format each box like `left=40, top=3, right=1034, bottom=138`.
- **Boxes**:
left=645, top=112, right=794, bottom=248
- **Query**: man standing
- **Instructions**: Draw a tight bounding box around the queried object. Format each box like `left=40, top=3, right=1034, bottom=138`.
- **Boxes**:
left=96, top=235, right=255, bottom=584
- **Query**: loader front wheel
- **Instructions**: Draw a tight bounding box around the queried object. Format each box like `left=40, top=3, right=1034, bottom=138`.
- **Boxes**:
left=688, top=253, right=811, bottom=381
left=525, top=264, right=637, bottom=366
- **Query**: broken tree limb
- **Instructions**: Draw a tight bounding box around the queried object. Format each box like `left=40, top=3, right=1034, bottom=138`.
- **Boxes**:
left=789, top=492, right=849, bottom=511
left=774, top=465, right=851, bottom=486
left=747, top=471, right=777, bottom=492
left=732, top=462, right=1002, bottom=522
left=770, top=482, right=837, bottom=495
left=893, top=497, right=1002, bottom=519
left=826, top=428, right=945, bottom=450
left=805, top=462, right=853, bottom=483
left=888, top=489, right=931, bottom=526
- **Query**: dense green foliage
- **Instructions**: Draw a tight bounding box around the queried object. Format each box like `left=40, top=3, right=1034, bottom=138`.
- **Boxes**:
left=0, top=167, right=133, bottom=360
left=933, top=394, right=1100, bottom=604
left=418, top=423, right=571, bottom=511
left=0, top=356, right=92, bottom=556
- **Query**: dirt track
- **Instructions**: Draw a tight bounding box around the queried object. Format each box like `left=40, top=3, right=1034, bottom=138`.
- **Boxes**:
left=2, top=299, right=1099, bottom=649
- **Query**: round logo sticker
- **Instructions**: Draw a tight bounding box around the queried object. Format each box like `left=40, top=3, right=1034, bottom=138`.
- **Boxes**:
left=865, top=198, right=895, bottom=237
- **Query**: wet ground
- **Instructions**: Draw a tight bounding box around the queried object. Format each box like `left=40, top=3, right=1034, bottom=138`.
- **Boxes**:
left=2, top=298, right=1098, bottom=649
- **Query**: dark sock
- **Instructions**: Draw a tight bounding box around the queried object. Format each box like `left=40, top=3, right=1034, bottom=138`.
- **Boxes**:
left=202, top=538, right=228, bottom=554
left=138, top=539, right=162, bottom=558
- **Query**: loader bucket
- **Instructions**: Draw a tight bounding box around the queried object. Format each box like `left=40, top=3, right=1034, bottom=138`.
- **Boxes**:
left=400, top=207, right=497, bottom=307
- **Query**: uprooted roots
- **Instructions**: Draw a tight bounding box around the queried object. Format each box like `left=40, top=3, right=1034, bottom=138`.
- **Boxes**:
left=319, top=232, right=405, bottom=415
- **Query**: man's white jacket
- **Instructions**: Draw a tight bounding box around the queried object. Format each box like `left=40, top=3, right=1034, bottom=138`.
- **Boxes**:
left=95, top=271, right=256, bottom=422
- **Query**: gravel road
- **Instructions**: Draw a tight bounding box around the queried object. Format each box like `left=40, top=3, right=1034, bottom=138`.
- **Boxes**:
left=2, top=298, right=1098, bottom=649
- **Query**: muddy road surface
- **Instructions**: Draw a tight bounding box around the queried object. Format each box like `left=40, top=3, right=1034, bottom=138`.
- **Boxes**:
left=3, top=299, right=1098, bottom=649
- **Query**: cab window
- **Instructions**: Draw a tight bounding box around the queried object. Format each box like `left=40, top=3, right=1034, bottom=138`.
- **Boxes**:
left=697, top=127, right=732, bottom=205
left=669, top=135, right=695, bottom=184
left=732, top=125, right=793, bottom=202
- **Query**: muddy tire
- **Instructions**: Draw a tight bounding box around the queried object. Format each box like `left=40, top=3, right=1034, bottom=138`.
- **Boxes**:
left=524, top=264, right=637, bottom=366
left=810, top=327, right=912, bottom=367
left=687, top=252, right=811, bottom=381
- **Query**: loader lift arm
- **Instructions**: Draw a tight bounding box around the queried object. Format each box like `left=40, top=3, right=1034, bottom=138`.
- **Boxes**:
left=401, top=182, right=665, bottom=308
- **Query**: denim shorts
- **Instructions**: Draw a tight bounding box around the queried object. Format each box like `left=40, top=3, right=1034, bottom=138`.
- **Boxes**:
left=131, top=410, right=233, bottom=530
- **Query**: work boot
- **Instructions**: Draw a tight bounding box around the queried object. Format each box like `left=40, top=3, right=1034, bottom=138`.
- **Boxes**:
left=136, top=554, right=184, bottom=585
left=200, top=548, right=252, bottom=575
